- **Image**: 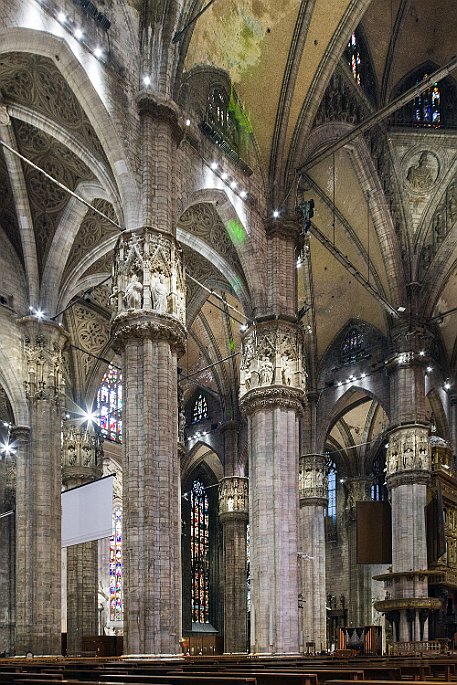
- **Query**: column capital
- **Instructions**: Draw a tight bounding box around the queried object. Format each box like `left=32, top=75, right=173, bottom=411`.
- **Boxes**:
left=386, top=424, right=431, bottom=487
left=219, top=476, right=248, bottom=519
left=240, top=385, right=305, bottom=417
left=239, top=317, right=306, bottom=400
left=10, top=424, right=31, bottom=443
left=111, top=228, right=186, bottom=355
left=136, top=91, right=184, bottom=145
left=61, top=421, right=103, bottom=485
left=264, top=217, right=301, bottom=242
left=299, top=454, right=328, bottom=505
left=18, top=317, right=68, bottom=404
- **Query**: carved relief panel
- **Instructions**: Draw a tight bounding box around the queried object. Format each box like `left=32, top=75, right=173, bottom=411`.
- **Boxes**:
left=21, top=320, right=67, bottom=404
left=219, top=476, right=248, bottom=516
left=386, top=426, right=430, bottom=478
left=299, top=455, right=328, bottom=503
left=239, top=322, right=306, bottom=397
left=111, top=229, right=185, bottom=324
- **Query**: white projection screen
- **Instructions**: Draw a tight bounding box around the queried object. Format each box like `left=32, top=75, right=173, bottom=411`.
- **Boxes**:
left=61, top=475, right=114, bottom=547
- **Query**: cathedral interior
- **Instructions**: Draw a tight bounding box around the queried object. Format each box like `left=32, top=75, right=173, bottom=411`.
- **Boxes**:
left=0, top=0, right=457, bottom=658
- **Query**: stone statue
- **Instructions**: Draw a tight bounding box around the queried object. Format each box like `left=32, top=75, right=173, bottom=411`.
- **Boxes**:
left=151, top=274, right=168, bottom=314
left=406, top=152, right=435, bottom=191
left=259, top=355, right=274, bottom=385
left=124, top=273, right=143, bottom=309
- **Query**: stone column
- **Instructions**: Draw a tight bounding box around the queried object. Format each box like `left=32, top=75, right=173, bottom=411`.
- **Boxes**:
left=0, top=447, right=15, bottom=655
left=219, top=476, right=248, bottom=653
left=345, top=477, right=372, bottom=627
left=298, top=454, right=327, bottom=652
left=374, top=334, right=440, bottom=640
left=111, top=227, right=186, bottom=655
left=62, top=421, right=103, bottom=655
left=240, top=318, right=306, bottom=654
left=15, top=318, right=67, bottom=655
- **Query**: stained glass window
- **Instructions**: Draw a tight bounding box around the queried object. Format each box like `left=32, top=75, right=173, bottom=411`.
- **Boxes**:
left=191, top=479, right=209, bottom=623
left=341, top=327, right=364, bottom=363
left=413, top=75, right=441, bottom=127
left=347, top=32, right=361, bottom=86
left=208, top=87, right=229, bottom=134
left=371, top=450, right=388, bottom=501
left=109, top=506, right=123, bottom=621
left=326, top=457, right=337, bottom=542
left=96, top=365, right=123, bottom=442
left=192, top=393, right=208, bottom=424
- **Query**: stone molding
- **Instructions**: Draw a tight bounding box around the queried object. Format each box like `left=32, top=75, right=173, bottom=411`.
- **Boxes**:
left=111, top=311, right=186, bottom=355
left=240, top=385, right=305, bottom=417
left=136, top=91, right=184, bottom=145
left=219, top=476, right=248, bottom=516
left=299, top=454, right=328, bottom=503
left=264, top=217, right=301, bottom=241
left=111, top=228, right=186, bottom=333
left=374, top=597, right=441, bottom=612
left=19, top=317, right=68, bottom=404
left=239, top=318, right=306, bottom=398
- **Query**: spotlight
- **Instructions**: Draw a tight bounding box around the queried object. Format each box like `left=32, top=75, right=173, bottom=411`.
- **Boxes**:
left=419, top=350, right=425, bottom=356
left=185, top=118, right=191, bottom=126
left=58, top=11, right=66, bottom=22
left=36, top=310, right=44, bottom=320
left=94, top=46, right=103, bottom=58
left=221, top=172, right=228, bottom=180
left=444, top=381, right=451, bottom=391
left=240, top=190, right=247, bottom=199
left=143, top=75, right=151, bottom=86
left=273, top=210, right=280, bottom=219
left=230, top=180, right=237, bottom=190
left=426, top=366, right=433, bottom=373
left=240, top=323, right=248, bottom=332
left=74, top=28, right=84, bottom=39
left=210, top=162, right=218, bottom=170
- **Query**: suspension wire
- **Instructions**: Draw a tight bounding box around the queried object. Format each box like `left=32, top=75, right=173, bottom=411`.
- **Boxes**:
left=178, top=352, right=239, bottom=382
left=187, top=273, right=249, bottom=322
left=0, top=139, right=124, bottom=232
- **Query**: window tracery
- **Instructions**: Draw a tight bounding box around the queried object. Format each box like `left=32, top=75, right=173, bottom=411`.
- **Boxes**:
left=192, top=393, right=208, bottom=424
left=413, top=75, right=441, bottom=127
left=346, top=32, right=361, bottom=86
left=340, top=327, right=364, bottom=364
left=109, top=505, right=123, bottom=621
left=95, top=365, right=122, bottom=442
left=326, top=456, right=337, bottom=542
left=191, top=479, right=209, bottom=623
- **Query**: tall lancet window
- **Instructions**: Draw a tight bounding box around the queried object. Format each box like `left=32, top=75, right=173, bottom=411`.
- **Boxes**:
left=413, top=76, right=441, bottom=127
left=95, top=365, right=123, bottom=442
left=192, top=393, right=208, bottom=424
left=326, top=457, right=337, bottom=542
left=347, top=32, right=361, bottom=85
left=109, top=505, right=123, bottom=621
left=191, top=479, right=210, bottom=623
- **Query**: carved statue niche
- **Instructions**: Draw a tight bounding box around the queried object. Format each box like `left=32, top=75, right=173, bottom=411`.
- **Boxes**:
left=124, top=273, right=143, bottom=309
left=150, top=272, right=168, bottom=314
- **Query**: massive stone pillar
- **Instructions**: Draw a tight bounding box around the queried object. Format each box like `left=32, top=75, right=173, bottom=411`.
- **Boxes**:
left=0, top=446, right=15, bottom=655
left=219, top=476, right=248, bottom=653
left=240, top=318, right=306, bottom=654
left=111, top=227, right=186, bottom=655
left=345, top=477, right=372, bottom=627
left=15, top=318, right=67, bottom=655
left=62, top=421, right=103, bottom=655
left=298, top=453, right=327, bottom=652
left=374, top=333, right=440, bottom=640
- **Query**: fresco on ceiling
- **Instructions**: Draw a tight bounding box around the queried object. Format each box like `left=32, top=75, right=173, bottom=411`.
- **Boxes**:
left=185, top=0, right=298, bottom=83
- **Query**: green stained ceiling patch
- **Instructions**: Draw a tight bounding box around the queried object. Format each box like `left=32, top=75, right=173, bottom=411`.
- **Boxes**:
left=185, top=0, right=299, bottom=83
left=226, top=219, right=247, bottom=246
